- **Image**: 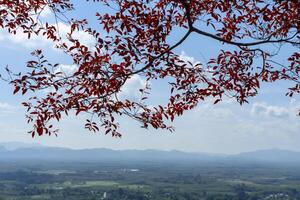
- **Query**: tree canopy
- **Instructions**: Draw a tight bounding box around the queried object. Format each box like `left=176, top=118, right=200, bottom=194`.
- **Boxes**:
left=1, top=0, right=299, bottom=137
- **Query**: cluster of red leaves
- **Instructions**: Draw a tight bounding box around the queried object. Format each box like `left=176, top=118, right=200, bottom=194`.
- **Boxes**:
left=0, top=0, right=73, bottom=40
left=7, top=0, right=300, bottom=137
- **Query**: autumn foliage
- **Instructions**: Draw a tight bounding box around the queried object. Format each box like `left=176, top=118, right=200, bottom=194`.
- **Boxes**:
left=2, top=0, right=299, bottom=137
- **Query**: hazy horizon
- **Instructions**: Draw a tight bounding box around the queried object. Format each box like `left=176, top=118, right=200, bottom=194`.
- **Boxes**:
left=1, top=141, right=300, bottom=156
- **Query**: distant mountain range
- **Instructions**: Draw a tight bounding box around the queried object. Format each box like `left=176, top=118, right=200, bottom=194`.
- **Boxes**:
left=233, top=149, right=300, bottom=163
left=0, top=142, right=300, bottom=164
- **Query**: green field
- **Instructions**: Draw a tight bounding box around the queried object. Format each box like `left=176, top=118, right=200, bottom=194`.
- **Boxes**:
left=0, top=161, right=299, bottom=199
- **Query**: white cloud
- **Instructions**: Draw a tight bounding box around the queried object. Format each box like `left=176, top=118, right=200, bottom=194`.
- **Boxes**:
left=178, top=51, right=197, bottom=65
left=251, top=102, right=291, bottom=118
left=177, top=51, right=214, bottom=78
left=55, top=64, right=78, bottom=75
left=55, top=22, right=96, bottom=49
left=119, top=75, right=147, bottom=101
left=0, top=22, right=96, bottom=49
left=0, top=29, right=52, bottom=48
left=177, top=51, right=204, bottom=68
left=0, top=6, right=52, bottom=47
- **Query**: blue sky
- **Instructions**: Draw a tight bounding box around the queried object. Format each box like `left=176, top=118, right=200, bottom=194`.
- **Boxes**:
left=0, top=1, right=299, bottom=154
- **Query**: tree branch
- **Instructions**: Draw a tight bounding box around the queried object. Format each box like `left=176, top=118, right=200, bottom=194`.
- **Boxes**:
left=129, top=29, right=192, bottom=76
left=191, top=27, right=299, bottom=47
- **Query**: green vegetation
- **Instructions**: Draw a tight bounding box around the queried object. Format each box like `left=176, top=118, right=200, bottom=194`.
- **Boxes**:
left=0, top=161, right=299, bottom=199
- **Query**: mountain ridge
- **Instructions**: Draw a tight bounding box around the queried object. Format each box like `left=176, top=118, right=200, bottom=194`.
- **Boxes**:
left=0, top=142, right=299, bottom=163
